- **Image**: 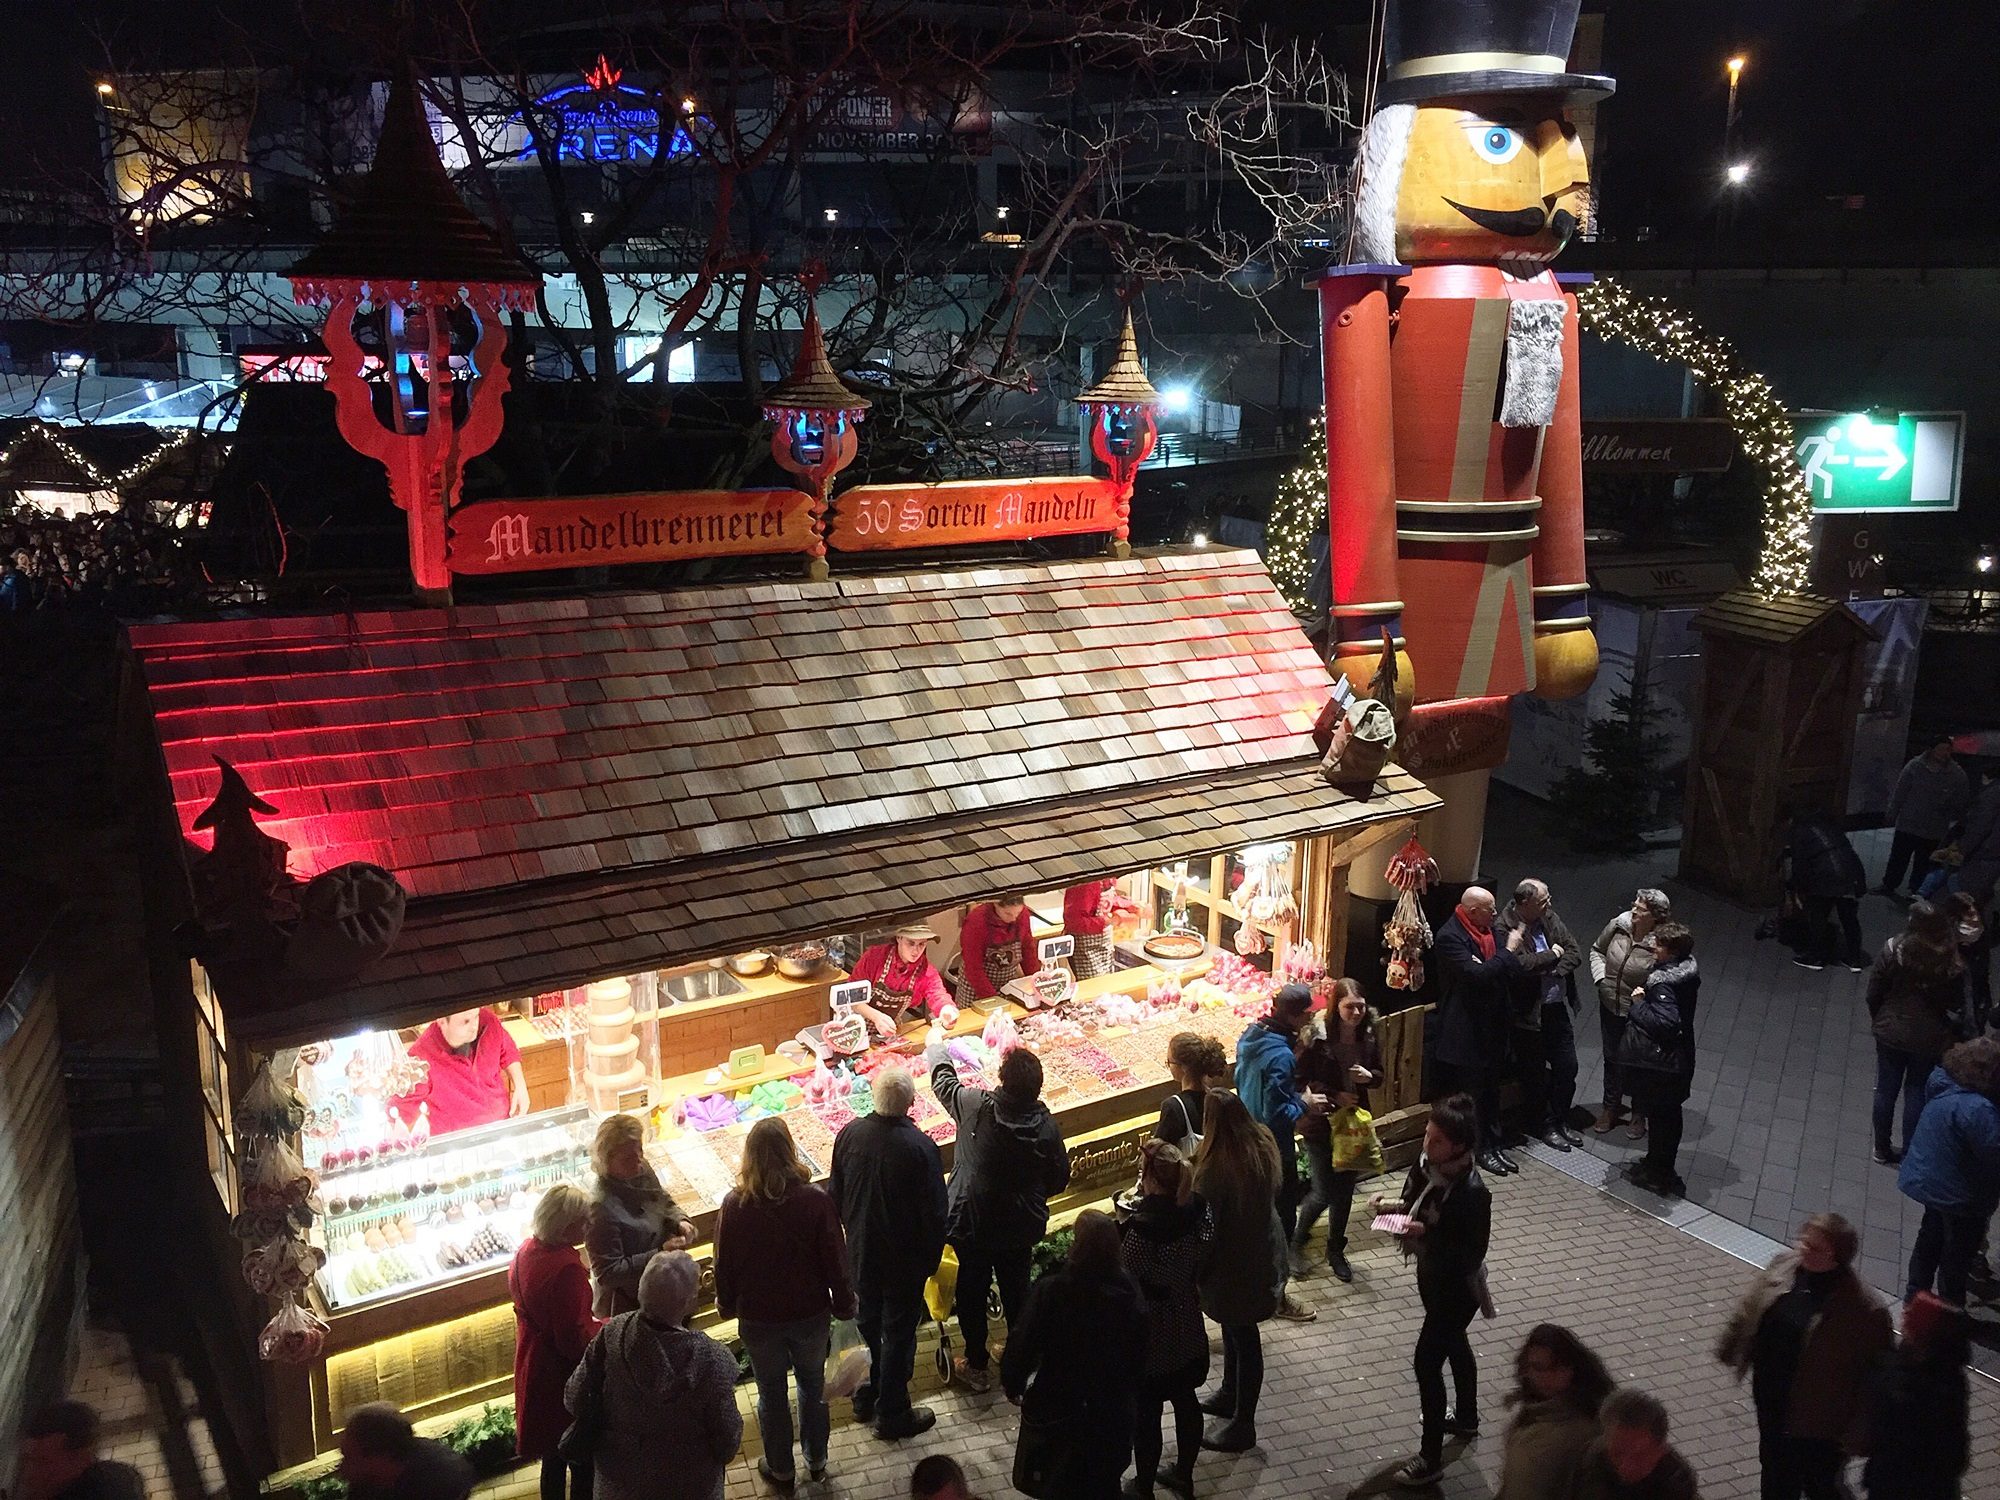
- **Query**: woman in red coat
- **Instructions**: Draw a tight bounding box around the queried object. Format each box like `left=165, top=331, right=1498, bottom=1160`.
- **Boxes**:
left=511, top=1183, right=602, bottom=1500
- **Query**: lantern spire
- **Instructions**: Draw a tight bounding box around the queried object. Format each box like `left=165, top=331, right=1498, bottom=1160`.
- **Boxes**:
left=1078, top=310, right=1161, bottom=408
left=765, top=301, right=870, bottom=415
left=285, top=64, right=538, bottom=308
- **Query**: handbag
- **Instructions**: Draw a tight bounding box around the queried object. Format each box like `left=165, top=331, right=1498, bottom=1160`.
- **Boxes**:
left=558, top=1329, right=606, bottom=1464
left=1011, top=1404, right=1081, bottom=1500
left=1615, top=1006, right=1678, bottom=1073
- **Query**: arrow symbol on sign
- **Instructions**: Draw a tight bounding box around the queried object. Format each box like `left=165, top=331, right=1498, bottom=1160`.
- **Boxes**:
left=1849, top=419, right=1908, bottom=481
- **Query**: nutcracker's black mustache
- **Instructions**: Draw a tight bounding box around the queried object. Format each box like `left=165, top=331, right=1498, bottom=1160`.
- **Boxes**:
left=1444, top=199, right=1580, bottom=246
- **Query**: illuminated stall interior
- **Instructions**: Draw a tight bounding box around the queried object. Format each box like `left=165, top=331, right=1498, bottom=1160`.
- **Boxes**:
left=133, top=550, right=1436, bottom=1470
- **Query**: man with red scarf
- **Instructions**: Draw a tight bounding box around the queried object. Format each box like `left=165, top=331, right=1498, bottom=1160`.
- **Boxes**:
left=1432, top=886, right=1525, bottom=1175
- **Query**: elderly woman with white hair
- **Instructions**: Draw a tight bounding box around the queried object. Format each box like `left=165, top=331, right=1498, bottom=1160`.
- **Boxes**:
left=565, top=1251, right=742, bottom=1500
left=1590, top=888, right=1673, bottom=1139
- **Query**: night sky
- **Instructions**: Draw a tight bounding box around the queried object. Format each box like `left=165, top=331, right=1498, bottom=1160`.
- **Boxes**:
left=0, top=3, right=1992, bottom=240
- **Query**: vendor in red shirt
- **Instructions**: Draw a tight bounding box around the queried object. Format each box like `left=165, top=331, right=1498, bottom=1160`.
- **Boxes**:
left=851, top=923, right=959, bottom=1036
left=395, top=1007, right=529, bottom=1136
left=1062, top=880, right=1118, bottom=978
left=954, top=894, right=1034, bottom=1006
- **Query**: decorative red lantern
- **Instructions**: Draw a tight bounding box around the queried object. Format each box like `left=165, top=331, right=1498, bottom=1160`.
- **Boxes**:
left=1076, top=310, right=1161, bottom=559
left=284, top=68, right=540, bottom=604
left=761, top=296, right=869, bottom=580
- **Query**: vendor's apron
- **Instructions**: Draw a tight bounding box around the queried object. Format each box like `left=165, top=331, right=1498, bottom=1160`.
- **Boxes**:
left=1071, top=930, right=1114, bottom=978
left=876, top=963, right=920, bottom=1025
left=954, top=937, right=1023, bottom=1006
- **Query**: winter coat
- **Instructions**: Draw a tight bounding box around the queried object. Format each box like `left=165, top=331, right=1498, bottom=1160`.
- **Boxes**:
left=1865, top=936, right=1962, bottom=1061
left=1192, top=1157, right=1286, bottom=1327
left=1863, top=1349, right=1970, bottom=1500
left=1590, top=912, right=1661, bottom=1018
left=1898, top=1067, right=2000, bottom=1216
left=929, top=1061, right=1070, bottom=1248
left=1953, top=779, right=2000, bottom=902
left=1494, top=1397, right=1601, bottom=1500
left=344, top=1439, right=474, bottom=1500
left=1432, top=914, right=1518, bottom=1071
left=999, top=1264, right=1147, bottom=1490
left=828, top=1111, right=947, bottom=1289
left=1787, top=816, right=1868, bottom=899
left=585, top=1168, right=690, bottom=1317
left=509, top=1238, right=601, bottom=1461
left=1889, top=754, right=1971, bottom=841
left=1569, top=1441, right=1700, bottom=1500
left=1235, top=1018, right=1307, bottom=1134
left=1397, top=1161, right=1492, bottom=1316
left=566, top=1314, right=742, bottom=1500
left=1716, top=1251, right=1892, bottom=1450
left=1493, top=900, right=1583, bottom=1029
left=1295, top=1024, right=1383, bottom=1143
left=1118, top=1192, right=1215, bottom=1380
left=1622, top=957, right=1700, bottom=1094
left=713, top=1180, right=857, bottom=1326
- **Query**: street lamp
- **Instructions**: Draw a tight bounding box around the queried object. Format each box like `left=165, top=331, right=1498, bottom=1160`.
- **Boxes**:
left=1725, top=162, right=1751, bottom=186
left=1978, top=552, right=1995, bottom=575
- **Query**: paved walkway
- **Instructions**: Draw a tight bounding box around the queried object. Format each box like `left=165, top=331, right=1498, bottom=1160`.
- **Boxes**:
left=1479, top=786, right=1926, bottom=1298
left=467, top=1158, right=1999, bottom=1500
left=63, top=1320, right=229, bottom=1500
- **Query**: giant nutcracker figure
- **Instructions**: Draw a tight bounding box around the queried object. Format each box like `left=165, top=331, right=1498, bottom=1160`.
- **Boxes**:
left=1324, top=0, right=1610, bottom=881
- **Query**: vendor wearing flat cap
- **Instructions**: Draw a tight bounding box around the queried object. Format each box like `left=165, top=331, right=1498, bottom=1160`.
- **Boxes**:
left=850, top=924, right=959, bottom=1036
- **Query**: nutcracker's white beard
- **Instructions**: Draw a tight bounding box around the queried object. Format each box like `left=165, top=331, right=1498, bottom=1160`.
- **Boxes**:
left=1352, top=104, right=1415, bottom=266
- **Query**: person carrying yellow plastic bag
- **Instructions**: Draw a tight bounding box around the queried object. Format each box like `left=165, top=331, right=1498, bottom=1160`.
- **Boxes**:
left=1292, top=978, right=1386, bottom=1282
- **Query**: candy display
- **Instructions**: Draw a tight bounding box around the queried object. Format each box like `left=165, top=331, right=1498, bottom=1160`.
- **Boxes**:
left=1382, top=836, right=1439, bottom=992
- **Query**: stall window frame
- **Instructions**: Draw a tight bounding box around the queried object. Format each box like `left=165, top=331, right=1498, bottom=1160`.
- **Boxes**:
left=191, top=960, right=236, bottom=1211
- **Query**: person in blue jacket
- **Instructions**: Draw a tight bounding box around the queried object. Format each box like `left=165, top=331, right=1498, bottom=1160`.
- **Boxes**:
left=1234, top=984, right=1327, bottom=1275
left=1898, top=1035, right=2000, bottom=1305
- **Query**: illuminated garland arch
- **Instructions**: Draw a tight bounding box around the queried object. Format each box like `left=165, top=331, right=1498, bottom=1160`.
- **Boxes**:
left=1265, top=278, right=1817, bottom=606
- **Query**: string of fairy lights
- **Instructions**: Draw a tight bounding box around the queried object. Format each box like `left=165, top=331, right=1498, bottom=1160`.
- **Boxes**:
left=0, top=422, right=202, bottom=493
left=1264, top=279, right=1818, bottom=605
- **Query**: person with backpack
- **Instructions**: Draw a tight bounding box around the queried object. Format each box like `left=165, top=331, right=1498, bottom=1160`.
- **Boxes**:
left=1153, top=1033, right=1225, bottom=1156
left=925, top=1038, right=1071, bottom=1393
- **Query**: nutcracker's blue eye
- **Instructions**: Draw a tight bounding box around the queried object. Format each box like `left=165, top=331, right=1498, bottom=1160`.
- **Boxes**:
left=1469, top=124, right=1524, bottom=164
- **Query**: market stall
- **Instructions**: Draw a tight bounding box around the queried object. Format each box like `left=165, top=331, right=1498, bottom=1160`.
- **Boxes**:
left=130, top=548, right=1436, bottom=1473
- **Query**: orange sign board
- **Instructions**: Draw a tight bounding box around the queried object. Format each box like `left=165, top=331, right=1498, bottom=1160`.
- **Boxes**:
left=449, top=489, right=818, bottom=575
left=829, top=475, right=1120, bottom=551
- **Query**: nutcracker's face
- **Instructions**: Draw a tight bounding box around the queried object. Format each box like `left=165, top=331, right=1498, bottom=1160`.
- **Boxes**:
left=1393, top=97, right=1590, bottom=266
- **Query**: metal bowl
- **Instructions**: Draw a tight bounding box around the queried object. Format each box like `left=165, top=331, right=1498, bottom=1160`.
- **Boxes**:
left=727, top=951, right=773, bottom=977
left=776, top=944, right=827, bottom=980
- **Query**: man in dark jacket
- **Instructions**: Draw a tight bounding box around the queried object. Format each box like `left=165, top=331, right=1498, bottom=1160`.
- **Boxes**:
left=338, top=1404, right=475, bottom=1500
left=1432, top=886, right=1524, bottom=1174
left=925, top=1039, right=1070, bottom=1392
left=1784, top=813, right=1868, bottom=971
left=1494, top=877, right=1586, bottom=1151
left=830, top=1064, right=948, bottom=1440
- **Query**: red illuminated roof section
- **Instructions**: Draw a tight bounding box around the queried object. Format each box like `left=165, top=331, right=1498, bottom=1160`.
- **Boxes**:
left=128, top=550, right=1335, bottom=901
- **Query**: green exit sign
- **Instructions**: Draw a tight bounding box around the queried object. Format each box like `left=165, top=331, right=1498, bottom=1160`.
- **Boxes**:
left=1797, top=410, right=1964, bottom=513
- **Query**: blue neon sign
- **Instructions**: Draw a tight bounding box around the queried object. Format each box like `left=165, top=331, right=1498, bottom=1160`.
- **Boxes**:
left=515, top=57, right=697, bottom=166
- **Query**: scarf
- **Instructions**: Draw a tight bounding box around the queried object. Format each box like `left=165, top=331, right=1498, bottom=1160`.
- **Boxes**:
left=1455, top=907, right=1496, bottom=959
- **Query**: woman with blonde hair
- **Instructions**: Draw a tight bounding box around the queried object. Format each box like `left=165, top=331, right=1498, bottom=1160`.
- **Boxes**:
left=713, top=1116, right=857, bottom=1487
left=511, top=1183, right=602, bottom=1500
left=585, top=1114, right=694, bottom=1316
left=1120, top=1141, right=1214, bottom=1499
left=1191, top=1091, right=1288, bottom=1453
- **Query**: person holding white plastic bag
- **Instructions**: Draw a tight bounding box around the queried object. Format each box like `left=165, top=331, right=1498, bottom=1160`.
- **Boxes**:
left=713, top=1117, right=857, bottom=1488
left=1375, top=1092, right=1492, bottom=1489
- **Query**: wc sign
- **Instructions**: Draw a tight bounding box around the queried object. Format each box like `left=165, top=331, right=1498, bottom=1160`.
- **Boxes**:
left=1796, top=411, right=1964, bottom=513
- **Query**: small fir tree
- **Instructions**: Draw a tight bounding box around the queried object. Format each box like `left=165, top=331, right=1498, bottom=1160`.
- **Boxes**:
left=1549, top=683, right=1670, bottom=854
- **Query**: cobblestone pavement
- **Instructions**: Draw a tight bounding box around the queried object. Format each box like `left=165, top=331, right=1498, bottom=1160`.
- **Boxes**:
left=1479, top=787, right=1926, bottom=1297
left=463, top=1159, right=1994, bottom=1500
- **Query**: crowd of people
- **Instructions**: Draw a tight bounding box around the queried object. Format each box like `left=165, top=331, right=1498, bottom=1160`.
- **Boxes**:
left=0, top=507, right=196, bottom=614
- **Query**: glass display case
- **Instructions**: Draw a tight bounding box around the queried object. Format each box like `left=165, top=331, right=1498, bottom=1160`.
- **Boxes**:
left=312, top=1106, right=590, bottom=1310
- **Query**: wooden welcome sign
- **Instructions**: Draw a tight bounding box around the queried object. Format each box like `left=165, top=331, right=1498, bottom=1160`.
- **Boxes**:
left=449, top=489, right=819, bottom=575
left=828, top=475, right=1121, bottom=552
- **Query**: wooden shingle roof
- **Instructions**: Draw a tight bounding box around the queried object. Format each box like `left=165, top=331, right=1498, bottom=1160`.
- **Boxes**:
left=129, top=550, right=1438, bottom=1038
left=1690, top=588, right=1878, bottom=650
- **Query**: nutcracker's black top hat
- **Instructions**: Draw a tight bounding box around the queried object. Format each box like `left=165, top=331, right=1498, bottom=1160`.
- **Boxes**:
left=1376, top=0, right=1615, bottom=106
